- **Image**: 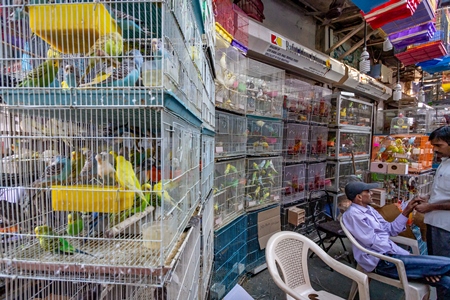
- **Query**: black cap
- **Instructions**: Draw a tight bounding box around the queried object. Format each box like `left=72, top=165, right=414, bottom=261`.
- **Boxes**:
left=345, top=182, right=379, bottom=201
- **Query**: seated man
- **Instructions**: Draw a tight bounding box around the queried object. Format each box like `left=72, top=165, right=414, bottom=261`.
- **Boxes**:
left=342, top=181, right=450, bottom=296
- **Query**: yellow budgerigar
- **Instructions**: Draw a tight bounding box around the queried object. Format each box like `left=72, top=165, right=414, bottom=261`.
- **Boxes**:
left=153, top=180, right=182, bottom=211
left=115, top=155, right=146, bottom=203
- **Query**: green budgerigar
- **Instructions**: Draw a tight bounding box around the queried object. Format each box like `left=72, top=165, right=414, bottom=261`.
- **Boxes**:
left=35, top=225, right=93, bottom=256
left=80, top=32, right=124, bottom=85
left=67, top=213, right=84, bottom=236
left=18, top=48, right=60, bottom=87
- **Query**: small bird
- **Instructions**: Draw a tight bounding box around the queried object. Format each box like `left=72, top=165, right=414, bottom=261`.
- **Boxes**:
left=80, top=49, right=143, bottom=87
left=33, top=156, right=72, bottom=187
left=79, top=32, right=124, bottom=85
left=18, top=48, right=60, bottom=87
left=153, top=180, right=182, bottom=211
left=77, top=149, right=98, bottom=184
left=67, top=213, right=84, bottom=236
left=219, top=52, right=227, bottom=71
left=68, top=150, right=85, bottom=182
left=61, top=64, right=80, bottom=89
left=115, top=155, right=147, bottom=203
left=35, top=225, right=93, bottom=256
left=95, top=152, right=116, bottom=186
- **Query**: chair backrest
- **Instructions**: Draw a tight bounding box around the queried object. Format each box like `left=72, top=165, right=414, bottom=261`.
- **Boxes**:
left=338, top=215, right=415, bottom=295
left=266, top=231, right=370, bottom=300
left=265, top=231, right=312, bottom=296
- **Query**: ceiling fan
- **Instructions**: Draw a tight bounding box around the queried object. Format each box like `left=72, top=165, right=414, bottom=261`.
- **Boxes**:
left=305, top=0, right=361, bottom=25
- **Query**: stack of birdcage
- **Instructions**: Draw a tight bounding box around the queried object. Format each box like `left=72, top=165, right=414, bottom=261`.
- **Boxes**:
left=280, top=76, right=332, bottom=239
left=0, top=0, right=215, bottom=298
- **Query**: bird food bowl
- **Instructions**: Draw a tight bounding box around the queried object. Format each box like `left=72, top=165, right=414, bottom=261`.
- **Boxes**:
left=51, top=185, right=135, bottom=213
left=28, top=3, right=120, bottom=54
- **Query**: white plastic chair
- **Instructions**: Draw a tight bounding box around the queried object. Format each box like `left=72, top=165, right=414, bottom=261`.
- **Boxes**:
left=339, top=216, right=430, bottom=300
left=265, top=231, right=370, bottom=300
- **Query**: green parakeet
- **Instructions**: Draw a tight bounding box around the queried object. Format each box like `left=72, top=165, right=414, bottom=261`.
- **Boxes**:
left=35, top=225, right=92, bottom=256
left=18, top=48, right=60, bottom=87
left=80, top=32, right=124, bottom=85
left=67, top=213, right=84, bottom=236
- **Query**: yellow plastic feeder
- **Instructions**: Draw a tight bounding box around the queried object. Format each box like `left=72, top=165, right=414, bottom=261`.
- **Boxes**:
left=52, top=185, right=135, bottom=213
left=28, top=3, right=120, bottom=54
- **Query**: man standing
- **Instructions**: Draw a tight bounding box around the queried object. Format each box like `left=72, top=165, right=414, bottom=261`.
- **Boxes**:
left=416, top=126, right=450, bottom=299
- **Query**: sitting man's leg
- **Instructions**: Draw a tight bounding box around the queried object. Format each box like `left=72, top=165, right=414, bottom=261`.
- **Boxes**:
left=374, top=254, right=450, bottom=291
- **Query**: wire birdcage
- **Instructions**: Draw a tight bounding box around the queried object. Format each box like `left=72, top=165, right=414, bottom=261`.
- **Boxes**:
left=0, top=0, right=206, bottom=286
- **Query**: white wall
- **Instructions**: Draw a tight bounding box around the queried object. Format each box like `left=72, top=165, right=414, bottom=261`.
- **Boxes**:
left=259, top=0, right=317, bottom=50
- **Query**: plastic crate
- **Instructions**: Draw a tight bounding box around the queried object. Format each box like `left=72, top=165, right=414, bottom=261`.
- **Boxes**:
left=214, top=0, right=249, bottom=47
left=246, top=58, right=285, bottom=118
left=327, top=129, right=371, bottom=161
left=201, top=131, right=215, bottom=202
left=282, top=164, right=306, bottom=205
left=245, top=156, right=283, bottom=209
left=215, top=110, right=247, bottom=158
left=309, top=125, right=328, bottom=162
left=212, top=214, right=247, bottom=299
left=234, top=0, right=265, bottom=22
left=381, top=0, right=436, bottom=34
left=247, top=117, right=283, bottom=155
left=214, top=158, right=246, bottom=229
left=283, top=123, right=309, bottom=163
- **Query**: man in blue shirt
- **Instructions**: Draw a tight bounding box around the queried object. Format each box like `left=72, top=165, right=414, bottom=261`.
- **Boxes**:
left=343, top=181, right=450, bottom=296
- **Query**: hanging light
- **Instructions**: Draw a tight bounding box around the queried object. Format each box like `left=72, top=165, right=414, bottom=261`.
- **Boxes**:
left=360, top=21, right=370, bottom=74
left=393, top=61, right=402, bottom=101
left=383, top=38, right=393, bottom=52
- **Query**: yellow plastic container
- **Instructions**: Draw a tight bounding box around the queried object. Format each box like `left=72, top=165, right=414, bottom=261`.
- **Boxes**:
left=28, top=3, right=120, bottom=54
left=51, top=185, right=135, bottom=213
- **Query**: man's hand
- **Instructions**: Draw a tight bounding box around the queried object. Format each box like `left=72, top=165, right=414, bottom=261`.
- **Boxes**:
left=402, top=198, right=422, bottom=216
left=415, top=202, right=433, bottom=214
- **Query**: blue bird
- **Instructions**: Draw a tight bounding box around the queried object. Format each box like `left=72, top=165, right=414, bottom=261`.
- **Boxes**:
left=33, top=156, right=72, bottom=187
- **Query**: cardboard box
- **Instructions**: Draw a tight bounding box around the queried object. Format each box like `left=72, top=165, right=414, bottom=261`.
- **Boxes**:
left=287, top=207, right=306, bottom=226
left=257, top=207, right=281, bottom=249
left=387, top=163, right=408, bottom=175
left=370, top=162, right=388, bottom=174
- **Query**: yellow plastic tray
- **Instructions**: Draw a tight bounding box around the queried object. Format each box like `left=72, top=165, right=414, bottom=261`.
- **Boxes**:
left=51, top=185, right=135, bottom=213
left=29, top=3, right=120, bottom=54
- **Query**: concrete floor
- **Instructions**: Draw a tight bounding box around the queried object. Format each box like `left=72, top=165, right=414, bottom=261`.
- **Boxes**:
left=240, top=236, right=406, bottom=300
